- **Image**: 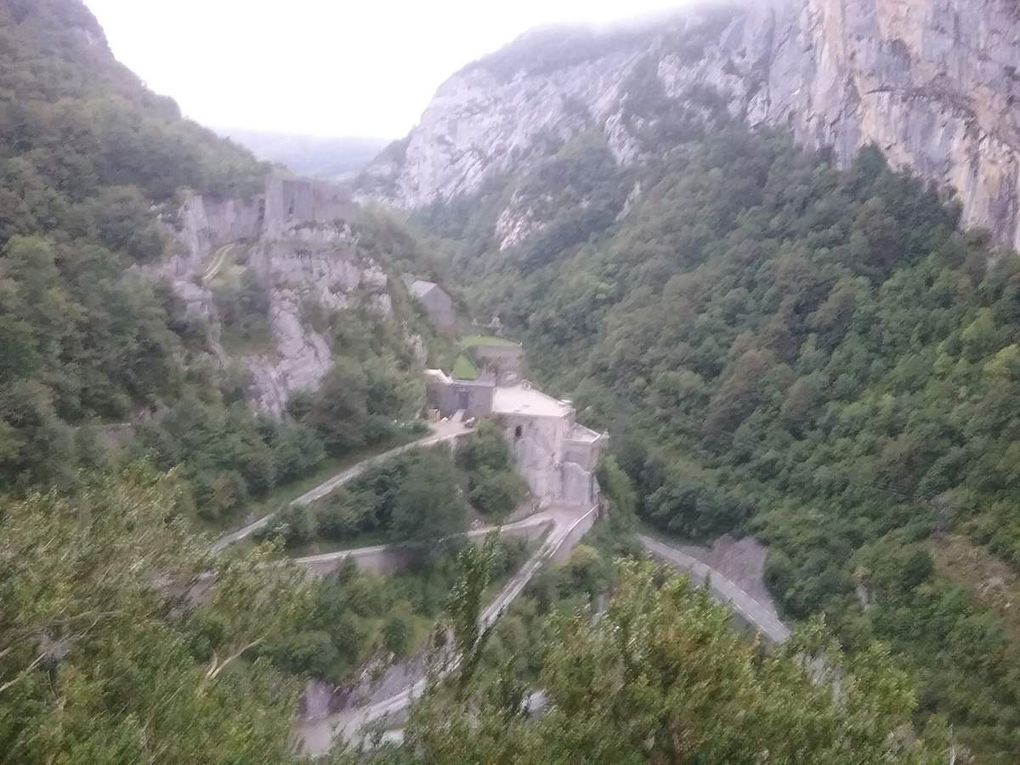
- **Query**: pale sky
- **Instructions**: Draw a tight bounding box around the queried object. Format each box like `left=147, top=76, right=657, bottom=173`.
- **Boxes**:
left=83, top=0, right=689, bottom=139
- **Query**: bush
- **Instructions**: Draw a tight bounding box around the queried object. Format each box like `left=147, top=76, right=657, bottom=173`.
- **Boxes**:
left=267, top=630, right=339, bottom=678
left=382, top=613, right=413, bottom=657
left=256, top=504, right=315, bottom=548
left=314, top=488, right=373, bottom=540
left=468, top=467, right=527, bottom=518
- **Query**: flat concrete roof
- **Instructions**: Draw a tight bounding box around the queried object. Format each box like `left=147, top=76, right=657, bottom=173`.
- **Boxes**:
left=492, top=384, right=571, bottom=418
left=410, top=280, right=442, bottom=299
left=567, top=424, right=602, bottom=443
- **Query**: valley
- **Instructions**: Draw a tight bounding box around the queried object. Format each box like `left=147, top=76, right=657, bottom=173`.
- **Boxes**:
left=4, top=0, right=1020, bottom=762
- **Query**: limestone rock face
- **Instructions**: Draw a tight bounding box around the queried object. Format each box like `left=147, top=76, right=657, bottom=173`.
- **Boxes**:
left=245, top=221, right=390, bottom=414
left=494, top=189, right=548, bottom=251
left=743, top=0, right=1020, bottom=253
left=157, top=177, right=396, bottom=415
left=364, top=0, right=1020, bottom=252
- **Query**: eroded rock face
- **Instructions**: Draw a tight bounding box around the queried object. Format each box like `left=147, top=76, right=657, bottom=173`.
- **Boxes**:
left=744, top=0, right=1020, bottom=252
left=364, top=0, right=1020, bottom=252
left=245, top=220, right=392, bottom=414
left=157, top=177, right=396, bottom=415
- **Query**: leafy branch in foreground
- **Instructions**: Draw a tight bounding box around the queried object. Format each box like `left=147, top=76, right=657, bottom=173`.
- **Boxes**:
left=0, top=466, right=312, bottom=763
left=398, top=561, right=951, bottom=764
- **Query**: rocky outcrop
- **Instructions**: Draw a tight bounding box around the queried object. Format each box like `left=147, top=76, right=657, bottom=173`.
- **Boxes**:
left=157, top=177, right=397, bottom=414
left=741, top=0, right=1020, bottom=253
left=245, top=219, right=391, bottom=413
left=363, top=0, right=1020, bottom=253
left=494, top=189, right=549, bottom=250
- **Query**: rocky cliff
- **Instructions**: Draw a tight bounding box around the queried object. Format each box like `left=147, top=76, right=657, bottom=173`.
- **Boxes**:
left=153, top=177, right=401, bottom=414
left=362, top=0, right=1020, bottom=252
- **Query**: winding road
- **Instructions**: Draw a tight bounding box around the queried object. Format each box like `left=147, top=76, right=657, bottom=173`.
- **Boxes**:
left=296, top=520, right=783, bottom=756
left=292, top=503, right=582, bottom=576
left=638, top=534, right=791, bottom=644
left=210, top=417, right=471, bottom=554
left=202, top=243, right=237, bottom=282
left=210, top=411, right=788, bottom=752
left=295, top=502, right=599, bottom=756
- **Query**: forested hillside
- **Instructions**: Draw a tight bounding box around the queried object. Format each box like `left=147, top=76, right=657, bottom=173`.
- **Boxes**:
left=2, top=0, right=1017, bottom=761
left=417, top=111, right=1020, bottom=759
left=0, top=0, right=267, bottom=491
left=0, top=0, right=434, bottom=526
left=0, top=2, right=436, bottom=759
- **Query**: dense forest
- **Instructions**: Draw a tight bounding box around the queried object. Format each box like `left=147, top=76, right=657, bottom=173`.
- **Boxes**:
left=0, top=2, right=430, bottom=760
left=258, top=423, right=526, bottom=551
left=0, top=0, right=261, bottom=492
left=416, top=112, right=1020, bottom=758
left=1, top=0, right=1016, bottom=761
left=0, top=0, right=432, bottom=524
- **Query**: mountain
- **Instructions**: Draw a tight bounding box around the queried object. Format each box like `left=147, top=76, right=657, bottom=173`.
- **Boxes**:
left=355, top=2, right=1020, bottom=759
left=221, top=129, right=388, bottom=182
left=0, top=1, right=432, bottom=760
left=0, top=0, right=436, bottom=521
left=2, top=0, right=1018, bottom=761
left=362, top=0, right=1020, bottom=253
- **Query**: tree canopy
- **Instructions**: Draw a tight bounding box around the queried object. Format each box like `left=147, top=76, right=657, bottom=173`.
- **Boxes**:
left=394, top=562, right=951, bottom=764
left=421, top=112, right=1020, bottom=758
left=0, top=467, right=310, bottom=763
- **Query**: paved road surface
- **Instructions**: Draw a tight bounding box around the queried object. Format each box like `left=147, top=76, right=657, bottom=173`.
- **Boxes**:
left=638, top=534, right=790, bottom=644
left=291, top=503, right=576, bottom=568
left=295, top=503, right=598, bottom=756
left=210, top=418, right=470, bottom=554
left=202, top=243, right=236, bottom=282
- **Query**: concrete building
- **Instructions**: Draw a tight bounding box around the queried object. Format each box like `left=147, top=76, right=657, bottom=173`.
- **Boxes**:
left=426, top=372, right=605, bottom=508
left=407, top=279, right=457, bottom=333
left=424, top=369, right=494, bottom=419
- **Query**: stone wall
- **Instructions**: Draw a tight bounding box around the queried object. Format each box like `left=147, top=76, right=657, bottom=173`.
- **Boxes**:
left=551, top=503, right=600, bottom=563
left=498, top=411, right=573, bottom=506
left=427, top=376, right=495, bottom=418
left=157, top=175, right=396, bottom=415
left=562, top=425, right=604, bottom=472
left=425, top=375, right=604, bottom=507
left=560, top=461, right=598, bottom=506
left=296, top=518, right=553, bottom=578
left=262, top=177, right=356, bottom=240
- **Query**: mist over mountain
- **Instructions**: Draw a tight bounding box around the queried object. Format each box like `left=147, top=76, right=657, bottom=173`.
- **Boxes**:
left=221, top=129, right=389, bottom=182
left=363, top=0, right=1020, bottom=253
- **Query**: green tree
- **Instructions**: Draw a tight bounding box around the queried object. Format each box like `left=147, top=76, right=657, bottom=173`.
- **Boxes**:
left=0, top=467, right=311, bottom=763
left=391, top=448, right=466, bottom=544
left=467, top=466, right=527, bottom=518
left=401, top=562, right=951, bottom=764
left=382, top=613, right=413, bottom=657
left=299, top=360, right=370, bottom=454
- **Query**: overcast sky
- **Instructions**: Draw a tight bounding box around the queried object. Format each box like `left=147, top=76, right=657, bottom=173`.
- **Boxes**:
left=83, top=0, right=689, bottom=139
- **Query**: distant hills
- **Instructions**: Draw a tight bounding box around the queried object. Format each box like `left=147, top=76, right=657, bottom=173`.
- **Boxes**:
left=220, top=129, right=389, bottom=182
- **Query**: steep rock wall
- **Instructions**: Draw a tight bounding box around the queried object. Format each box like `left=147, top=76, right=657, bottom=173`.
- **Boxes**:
left=743, top=0, right=1020, bottom=253
left=156, top=177, right=396, bottom=415
left=363, top=0, right=1020, bottom=252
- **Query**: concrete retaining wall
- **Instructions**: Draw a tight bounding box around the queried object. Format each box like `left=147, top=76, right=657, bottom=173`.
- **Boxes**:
left=551, top=504, right=599, bottom=563
left=297, top=518, right=554, bottom=579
